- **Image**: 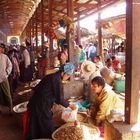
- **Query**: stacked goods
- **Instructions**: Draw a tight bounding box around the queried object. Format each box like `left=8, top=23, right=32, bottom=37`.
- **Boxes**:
left=52, top=122, right=100, bottom=140
left=61, top=107, right=78, bottom=122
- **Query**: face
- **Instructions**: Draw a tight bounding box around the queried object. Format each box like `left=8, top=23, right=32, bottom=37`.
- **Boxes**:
left=107, top=59, right=112, bottom=66
left=60, top=54, right=66, bottom=64
left=62, top=73, right=70, bottom=81
left=0, top=47, right=4, bottom=53
left=91, top=82, right=103, bottom=94
left=94, top=57, right=98, bottom=63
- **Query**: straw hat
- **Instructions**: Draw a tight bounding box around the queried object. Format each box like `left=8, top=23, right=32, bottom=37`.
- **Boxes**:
left=81, top=61, right=96, bottom=77
left=100, top=67, right=115, bottom=85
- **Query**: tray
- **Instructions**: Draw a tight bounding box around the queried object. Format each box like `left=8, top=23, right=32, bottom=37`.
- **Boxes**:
left=52, top=122, right=100, bottom=140
left=13, top=101, right=28, bottom=113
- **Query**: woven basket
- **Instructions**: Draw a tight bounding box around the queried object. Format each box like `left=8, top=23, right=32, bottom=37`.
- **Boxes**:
left=52, top=122, right=100, bottom=140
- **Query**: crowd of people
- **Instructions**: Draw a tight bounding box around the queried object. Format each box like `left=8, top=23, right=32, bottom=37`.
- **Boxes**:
left=0, top=40, right=125, bottom=139
left=0, top=42, right=34, bottom=114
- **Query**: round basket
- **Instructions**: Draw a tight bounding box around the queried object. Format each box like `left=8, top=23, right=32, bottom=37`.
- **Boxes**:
left=13, top=101, right=28, bottom=113
left=53, top=112, right=87, bottom=127
left=13, top=101, right=28, bottom=128
left=52, top=122, right=100, bottom=140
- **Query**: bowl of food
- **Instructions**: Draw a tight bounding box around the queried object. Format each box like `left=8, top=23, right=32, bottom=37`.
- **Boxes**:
left=52, top=122, right=100, bottom=140
left=13, top=101, right=28, bottom=113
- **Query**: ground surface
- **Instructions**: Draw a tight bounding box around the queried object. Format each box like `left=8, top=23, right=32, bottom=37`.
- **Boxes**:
left=0, top=82, right=32, bottom=140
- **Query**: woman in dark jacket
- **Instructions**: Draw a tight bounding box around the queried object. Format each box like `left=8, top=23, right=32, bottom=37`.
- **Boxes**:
left=26, top=63, right=74, bottom=140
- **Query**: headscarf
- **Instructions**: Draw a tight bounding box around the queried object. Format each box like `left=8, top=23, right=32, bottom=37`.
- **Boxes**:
left=63, top=62, right=74, bottom=75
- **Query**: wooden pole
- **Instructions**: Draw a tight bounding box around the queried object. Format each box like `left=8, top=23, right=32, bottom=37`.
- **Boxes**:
left=35, top=10, right=38, bottom=49
left=41, top=0, right=44, bottom=50
left=29, top=20, right=32, bottom=44
left=98, top=12, right=102, bottom=56
left=48, top=0, right=53, bottom=68
left=67, top=0, right=74, bottom=64
left=125, top=0, right=140, bottom=124
left=97, top=0, right=102, bottom=56
left=32, top=18, right=35, bottom=51
left=77, top=14, right=81, bottom=45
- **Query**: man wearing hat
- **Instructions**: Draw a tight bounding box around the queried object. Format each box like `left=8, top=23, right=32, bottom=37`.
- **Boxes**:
left=81, top=60, right=100, bottom=80
left=0, top=44, right=13, bottom=113
left=81, top=60, right=101, bottom=100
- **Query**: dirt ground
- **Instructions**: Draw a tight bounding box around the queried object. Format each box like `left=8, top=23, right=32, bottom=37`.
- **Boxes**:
left=0, top=83, right=33, bottom=140
left=0, top=112, right=23, bottom=140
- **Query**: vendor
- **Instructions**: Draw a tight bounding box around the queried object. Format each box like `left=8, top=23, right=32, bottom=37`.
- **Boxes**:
left=25, top=62, right=76, bottom=140
left=88, top=76, right=124, bottom=126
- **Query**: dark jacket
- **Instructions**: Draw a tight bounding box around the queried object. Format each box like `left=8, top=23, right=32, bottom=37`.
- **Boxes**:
left=26, top=71, right=69, bottom=140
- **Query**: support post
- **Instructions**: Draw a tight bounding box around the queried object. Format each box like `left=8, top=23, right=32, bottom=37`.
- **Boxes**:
left=125, top=0, right=140, bottom=124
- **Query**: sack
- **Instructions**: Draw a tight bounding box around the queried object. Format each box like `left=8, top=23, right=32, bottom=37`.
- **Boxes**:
left=114, top=79, right=125, bottom=93
left=61, top=107, right=78, bottom=122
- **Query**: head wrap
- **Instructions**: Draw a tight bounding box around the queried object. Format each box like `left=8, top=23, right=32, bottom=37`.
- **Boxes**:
left=64, top=62, right=74, bottom=75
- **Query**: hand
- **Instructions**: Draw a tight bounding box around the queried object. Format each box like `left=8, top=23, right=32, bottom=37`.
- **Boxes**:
left=69, top=104, right=77, bottom=110
left=87, top=109, right=91, bottom=117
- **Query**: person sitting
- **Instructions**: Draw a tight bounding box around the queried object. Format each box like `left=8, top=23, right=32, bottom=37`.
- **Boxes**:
left=106, top=58, right=115, bottom=72
left=100, top=66, right=115, bottom=86
left=111, top=55, right=121, bottom=72
left=93, top=55, right=104, bottom=71
left=88, top=76, right=124, bottom=126
left=25, top=62, right=76, bottom=140
left=100, top=58, right=122, bottom=86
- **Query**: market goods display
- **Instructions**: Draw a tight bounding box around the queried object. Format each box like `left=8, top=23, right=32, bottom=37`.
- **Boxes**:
left=61, top=107, right=78, bottom=122
left=52, top=122, right=100, bottom=140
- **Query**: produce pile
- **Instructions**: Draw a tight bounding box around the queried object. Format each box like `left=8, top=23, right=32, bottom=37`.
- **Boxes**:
left=53, top=123, right=99, bottom=140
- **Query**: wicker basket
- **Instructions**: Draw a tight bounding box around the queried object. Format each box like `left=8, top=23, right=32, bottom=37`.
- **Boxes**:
left=52, top=122, right=100, bottom=140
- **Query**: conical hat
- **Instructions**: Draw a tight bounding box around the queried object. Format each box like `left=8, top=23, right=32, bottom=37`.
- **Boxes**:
left=81, top=61, right=96, bottom=77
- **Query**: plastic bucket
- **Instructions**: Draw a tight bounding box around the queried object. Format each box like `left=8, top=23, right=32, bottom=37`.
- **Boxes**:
left=114, top=79, right=125, bottom=93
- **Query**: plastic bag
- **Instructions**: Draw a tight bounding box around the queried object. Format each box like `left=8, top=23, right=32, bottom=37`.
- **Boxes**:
left=61, top=107, right=78, bottom=122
